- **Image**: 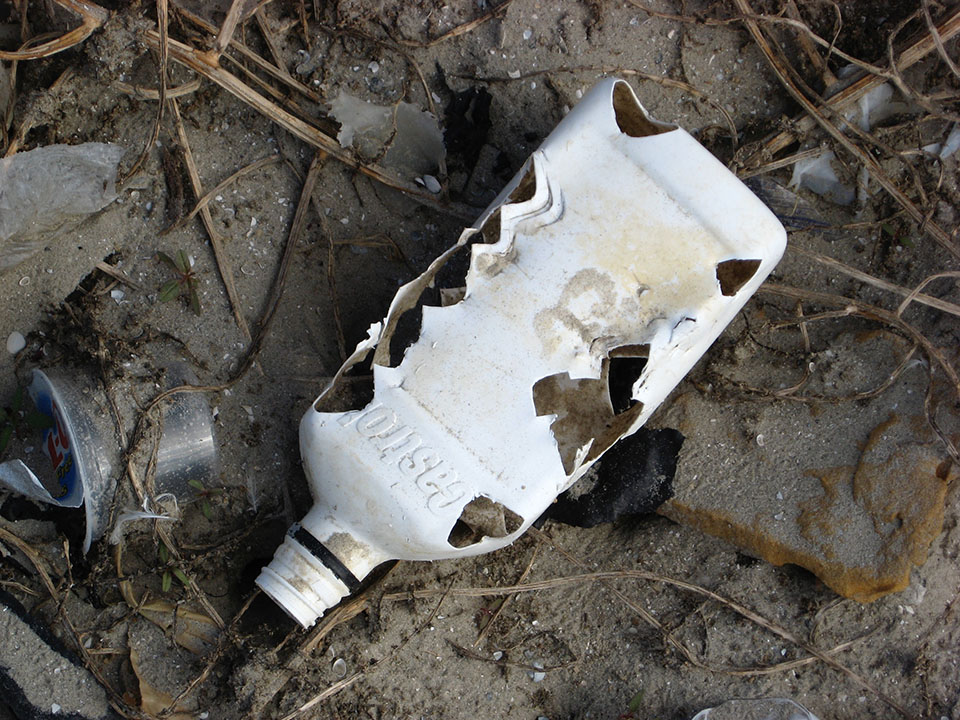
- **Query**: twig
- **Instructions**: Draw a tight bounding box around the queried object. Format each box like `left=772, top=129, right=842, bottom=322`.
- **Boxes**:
left=169, top=97, right=252, bottom=342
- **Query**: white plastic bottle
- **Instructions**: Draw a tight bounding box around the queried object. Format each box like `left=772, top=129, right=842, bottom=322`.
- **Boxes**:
left=257, top=78, right=786, bottom=627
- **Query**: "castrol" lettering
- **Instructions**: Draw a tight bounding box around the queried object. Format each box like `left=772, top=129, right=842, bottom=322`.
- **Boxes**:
left=337, top=404, right=465, bottom=514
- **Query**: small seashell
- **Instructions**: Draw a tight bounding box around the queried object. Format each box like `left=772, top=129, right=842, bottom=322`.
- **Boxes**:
left=6, top=331, right=26, bottom=354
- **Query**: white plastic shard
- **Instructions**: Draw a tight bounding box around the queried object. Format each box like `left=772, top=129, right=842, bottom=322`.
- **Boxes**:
left=257, top=78, right=787, bottom=627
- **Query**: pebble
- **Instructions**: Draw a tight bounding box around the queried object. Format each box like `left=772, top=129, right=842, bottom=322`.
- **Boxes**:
left=422, top=175, right=441, bottom=194
left=6, top=331, right=25, bottom=354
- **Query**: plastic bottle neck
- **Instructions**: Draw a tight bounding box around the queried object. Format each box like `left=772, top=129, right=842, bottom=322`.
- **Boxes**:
left=255, top=508, right=388, bottom=627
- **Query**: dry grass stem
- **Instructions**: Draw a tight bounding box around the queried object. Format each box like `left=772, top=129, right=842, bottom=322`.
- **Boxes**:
left=759, top=283, right=960, bottom=403
left=278, top=584, right=451, bottom=720
left=0, top=580, right=42, bottom=597
left=896, top=271, right=960, bottom=317
left=474, top=538, right=540, bottom=647
left=0, top=0, right=108, bottom=61
left=789, top=246, right=960, bottom=318
left=212, top=0, right=252, bottom=60
left=122, top=0, right=168, bottom=183
left=733, top=0, right=960, bottom=262
left=144, top=31, right=475, bottom=220
left=94, top=261, right=145, bottom=291
left=464, top=64, right=738, bottom=146
left=922, top=0, right=960, bottom=80
left=177, top=153, right=282, bottom=230
left=254, top=8, right=291, bottom=79
left=737, top=146, right=823, bottom=178
left=397, top=0, right=518, bottom=47
left=239, top=149, right=325, bottom=375
left=170, top=97, right=252, bottom=342
left=113, top=77, right=201, bottom=100
left=785, top=0, right=837, bottom=86
left=174, top=6, right=322, bottom=104
left=300, top=595, right=370, bottom=655
left=741, top=5, right=960, bottom=163
left=384, top=562, right=913, bottom=719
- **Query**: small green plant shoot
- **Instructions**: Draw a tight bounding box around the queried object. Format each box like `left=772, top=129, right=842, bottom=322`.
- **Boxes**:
left=157, top=249, right=202, bottom=316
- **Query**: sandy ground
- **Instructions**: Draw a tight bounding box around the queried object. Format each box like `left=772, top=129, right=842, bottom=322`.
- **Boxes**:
left=1, top=1, right=959, bottom=719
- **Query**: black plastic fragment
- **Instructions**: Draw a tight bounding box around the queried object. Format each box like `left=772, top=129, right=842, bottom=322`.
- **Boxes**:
left=541, top=428, right=684, bottom=528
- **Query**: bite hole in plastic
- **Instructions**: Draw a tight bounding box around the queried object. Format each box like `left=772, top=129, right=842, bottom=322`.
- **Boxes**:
left=507, top=163, right=537, bottom=204
left=478, top=208, right=501, bottom=244
left=607, top=352, right=649, bottom=415
left=716, top=259, right=761, bottom=297
left=533, top=348, right=649, bottom=474
left=447, top=496, right=523, bottom=548
left=613, top=82, right=672, bottom=138
left=313, top=355, right=375, bottom=412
